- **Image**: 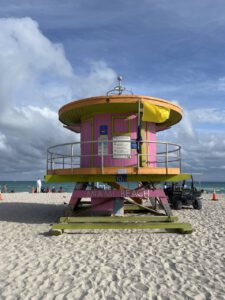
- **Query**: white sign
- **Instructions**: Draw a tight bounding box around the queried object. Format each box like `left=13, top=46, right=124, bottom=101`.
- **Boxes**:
left=98, top=136, right=108, bottom=156
left=113, top=136, right=131, bottom=159
left=117, top=169, right=127, bottom=174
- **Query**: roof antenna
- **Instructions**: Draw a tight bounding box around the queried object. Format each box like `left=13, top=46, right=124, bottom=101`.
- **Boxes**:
left=107, top=76, right=133, bottom=95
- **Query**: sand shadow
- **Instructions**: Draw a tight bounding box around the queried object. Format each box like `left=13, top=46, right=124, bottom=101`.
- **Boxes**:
left=0, top=202, right=66, bottom=224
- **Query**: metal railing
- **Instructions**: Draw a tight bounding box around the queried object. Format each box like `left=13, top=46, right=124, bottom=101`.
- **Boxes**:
left=46, top=140, right=181, bottom=174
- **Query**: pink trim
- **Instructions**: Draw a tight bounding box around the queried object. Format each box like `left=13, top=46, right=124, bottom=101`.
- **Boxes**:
left=148, top=123, right=156, bottom=167
left=69, top=196, right=80, bottom=206
left=91, top=198, right=114, bottom=212
left=81, top=119, right=93, bottom=167
left=71, top=189, right=167, bottom=199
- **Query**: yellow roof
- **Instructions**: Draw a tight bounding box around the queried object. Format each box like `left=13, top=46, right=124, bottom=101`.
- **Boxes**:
left=59, top=94, right=183, bottom=131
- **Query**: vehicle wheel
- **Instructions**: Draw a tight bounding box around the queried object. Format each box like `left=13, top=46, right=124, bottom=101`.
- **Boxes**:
left=193, top=198, right=202, bottom=210
left=173, top=197, right=183, bottom=210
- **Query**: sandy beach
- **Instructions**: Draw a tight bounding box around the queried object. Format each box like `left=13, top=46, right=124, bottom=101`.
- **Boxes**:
left=0, top=192, right=225, bottom=300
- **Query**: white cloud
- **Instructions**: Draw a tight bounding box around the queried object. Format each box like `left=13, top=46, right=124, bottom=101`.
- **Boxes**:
left=217, top=77, right=225, bottom=91
left=1, top=16, right=223, bottom=181
left=0, top=18, right=74, bottom=109
left=190, top=108, right=225, bottom=124
left=0, top=133, right=7, bottom=150
left=74, top=61, right=118, bottom=98
left=160, top=107, right=225, bottom=180
left=180, top=111, right=196, bottom=138
left=0, top=17, right=116, bottom=180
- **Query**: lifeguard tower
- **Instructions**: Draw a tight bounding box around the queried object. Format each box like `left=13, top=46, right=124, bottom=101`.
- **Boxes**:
left=45, top=77, right=192, bottom=234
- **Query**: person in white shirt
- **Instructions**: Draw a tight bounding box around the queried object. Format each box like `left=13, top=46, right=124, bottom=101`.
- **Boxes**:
left=36, top=178, right=42, bottom=193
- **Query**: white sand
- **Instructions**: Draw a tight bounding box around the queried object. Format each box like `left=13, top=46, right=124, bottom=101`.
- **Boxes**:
left=0, top=192, right=225, bottom=300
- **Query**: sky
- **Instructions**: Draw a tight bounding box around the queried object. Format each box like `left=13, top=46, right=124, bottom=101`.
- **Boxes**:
left=0, top=0, right=225, bottom=181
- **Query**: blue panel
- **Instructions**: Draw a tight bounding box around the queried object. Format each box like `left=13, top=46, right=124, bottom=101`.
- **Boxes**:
left=116, top=175, right=127, bottom=182
left=99, top=125, right=108, bottom=135
left=131, top=141, right=137, bottom=149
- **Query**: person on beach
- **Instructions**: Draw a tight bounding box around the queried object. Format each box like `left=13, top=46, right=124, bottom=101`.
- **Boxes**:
left=58, top=186, right=63, bottom=193
left=2, top=185, right=7, bottom=193
left=36, top=178, right=42, bottom=193
left=51, top=186, right=56, bottom=193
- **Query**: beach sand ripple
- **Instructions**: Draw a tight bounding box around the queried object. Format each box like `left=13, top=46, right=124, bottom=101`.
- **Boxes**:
left=0, top=193, right=225, bottom=299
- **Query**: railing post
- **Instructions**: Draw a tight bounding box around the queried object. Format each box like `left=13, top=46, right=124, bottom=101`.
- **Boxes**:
left=52, top=153, right=55, bottom=170
left=166, top=143, right=168, bottom=173
left=50, top=153, right=53, bottom=170
left=101, top=141, right=104, bottom=174
left=71, top=144, right=73, bottom=169
left=179, top=147, right=181, bottom=172
left=46, top=151, right=49, bottom=174
left=46, top=140, right=182, bottom=176
left=137, top=153, right=140, bottom=170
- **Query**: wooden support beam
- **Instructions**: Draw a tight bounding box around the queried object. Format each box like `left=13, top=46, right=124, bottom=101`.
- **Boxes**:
left=45, top=173, right=191, bottom=183
left=50, top=222, right=193, bottom=235
left=59, top=216, right=179, bottom=223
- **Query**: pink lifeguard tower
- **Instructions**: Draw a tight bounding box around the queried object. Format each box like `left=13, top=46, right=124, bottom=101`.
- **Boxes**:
left=46, top=77, right=192, bottom=234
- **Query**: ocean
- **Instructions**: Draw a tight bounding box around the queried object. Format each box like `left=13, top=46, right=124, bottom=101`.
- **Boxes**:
left=0, top=181, right=225, bottom=194
left=0, top=181, right=75, bottom=193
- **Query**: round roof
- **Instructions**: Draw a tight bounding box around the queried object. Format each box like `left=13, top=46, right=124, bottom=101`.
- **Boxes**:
left=59, top=95, right=183, bottom=130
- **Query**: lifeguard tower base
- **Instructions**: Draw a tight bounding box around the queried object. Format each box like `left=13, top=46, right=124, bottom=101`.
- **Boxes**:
left=45, top=77, right=192, bottom=235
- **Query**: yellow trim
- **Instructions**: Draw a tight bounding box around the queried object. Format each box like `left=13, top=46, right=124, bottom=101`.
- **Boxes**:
left=81, top=113, right=94, bottom=121
left=112, top=115, right=131, bottom=135
left=45, top=173, right=191, bottom=183
left=58, top=95, right=183, bottom=132
left=47, top=166, right=180, bottom=176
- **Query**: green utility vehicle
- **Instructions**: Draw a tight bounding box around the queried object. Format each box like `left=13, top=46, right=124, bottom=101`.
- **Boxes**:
left=164, top=176, right=203, bottom=210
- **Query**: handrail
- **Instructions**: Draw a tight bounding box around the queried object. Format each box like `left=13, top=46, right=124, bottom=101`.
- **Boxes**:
left=46, top=140, right=181, bottom=174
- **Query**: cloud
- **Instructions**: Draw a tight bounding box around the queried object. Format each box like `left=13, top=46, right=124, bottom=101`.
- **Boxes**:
left=0, top=14, right=224, bottom=181
left=71, top=61, right=117, bottom=99
left=0, top=17, right=74, bottom=113
left=0, top=133, right=7, bottom=150
left=0, top=17, right=116, bottom=180
left=159, top=107, right=225, bottom=180
left=190, top=108, right=225, bottom=124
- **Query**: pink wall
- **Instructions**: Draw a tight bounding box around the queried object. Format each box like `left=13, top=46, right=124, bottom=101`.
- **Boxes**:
left=114, top=117, right=130, bottom=133
left=81, top=119, right=93, bottom=167
left=146, top=122, right=156, bottom=167
left=80, top=113, right=157, bottom=168
left=91, top=198, right=114, bottom=213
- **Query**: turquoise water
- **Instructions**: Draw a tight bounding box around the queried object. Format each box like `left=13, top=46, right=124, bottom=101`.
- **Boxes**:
left=0, top=181, right=75, bottom=193
left=196, top=182, right=225, bottom=194
left=0, top=181, right=224, bottom=194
